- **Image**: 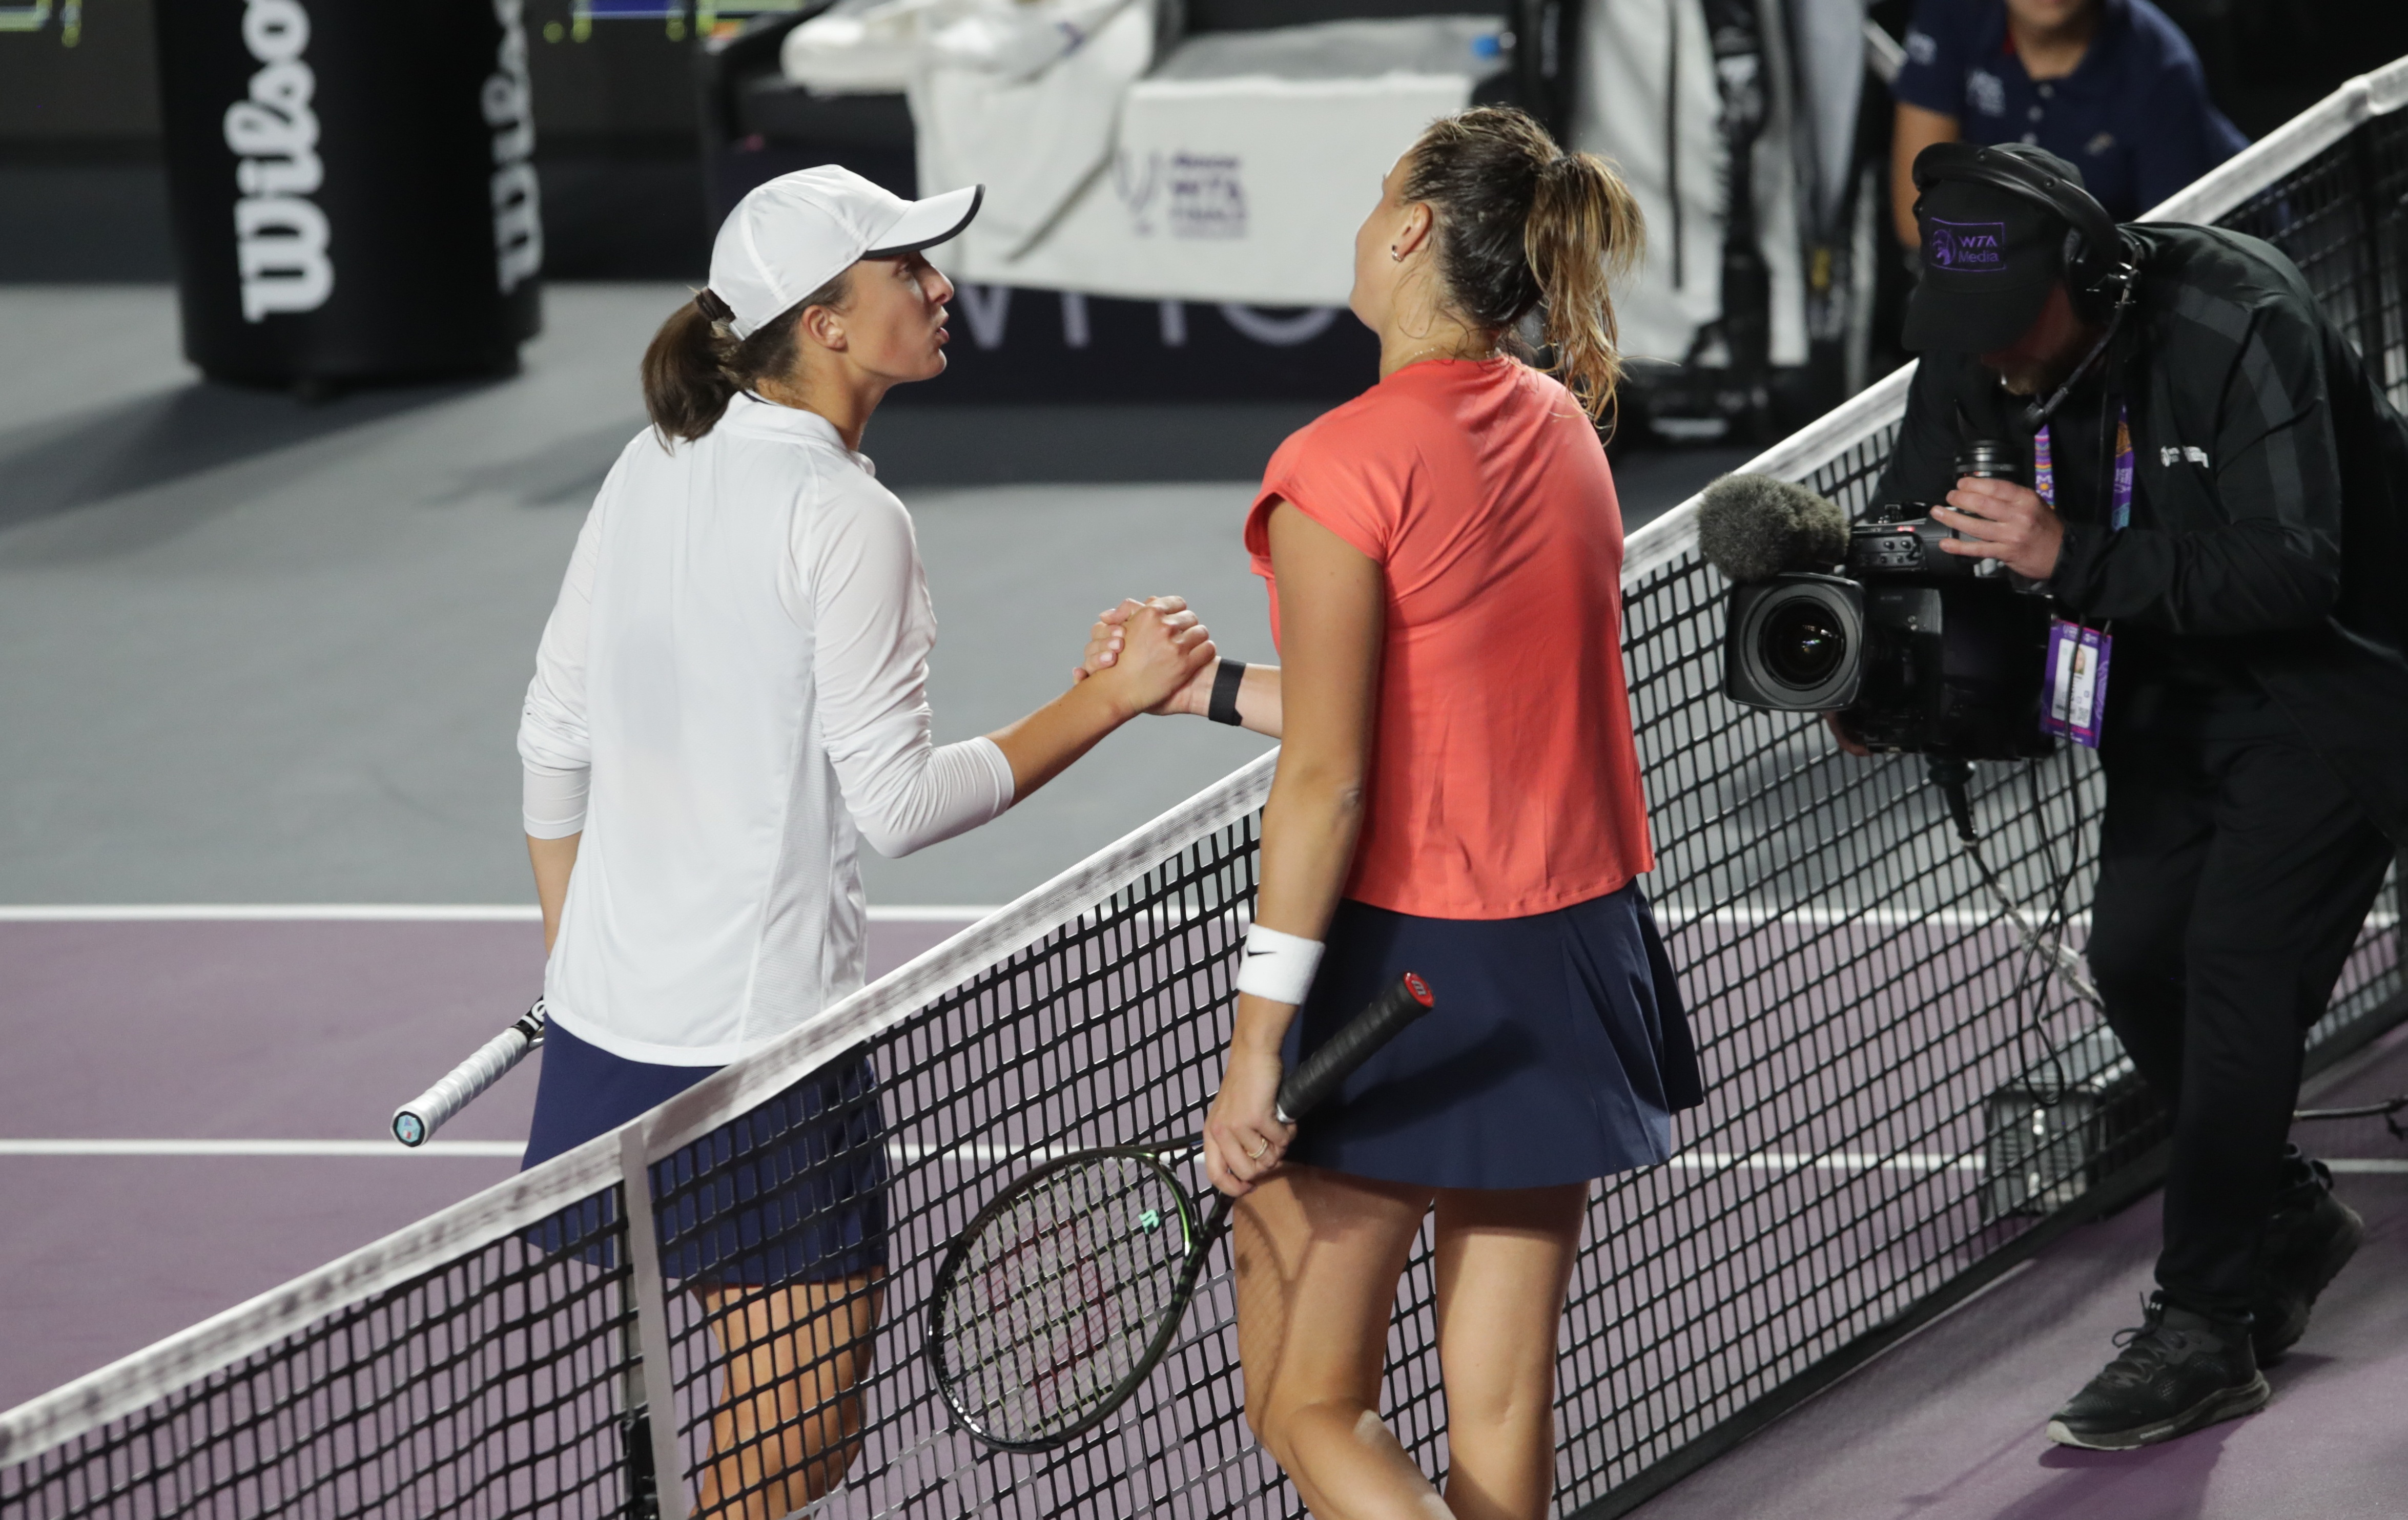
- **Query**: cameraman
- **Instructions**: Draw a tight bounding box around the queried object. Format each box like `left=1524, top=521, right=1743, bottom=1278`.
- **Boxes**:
left=1862, top=141, right=2408, bottom=1449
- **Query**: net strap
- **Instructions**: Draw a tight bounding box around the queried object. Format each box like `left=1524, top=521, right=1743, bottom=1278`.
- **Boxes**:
left=619, top=1126, right=689, bottom=1520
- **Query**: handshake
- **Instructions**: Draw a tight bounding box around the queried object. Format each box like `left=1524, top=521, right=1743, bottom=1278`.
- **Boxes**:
left=1067, top=594, right=1226, bottom=719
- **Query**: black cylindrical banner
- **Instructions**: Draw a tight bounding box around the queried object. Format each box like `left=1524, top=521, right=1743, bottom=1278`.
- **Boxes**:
left=153, top=0, right=544, bottom=386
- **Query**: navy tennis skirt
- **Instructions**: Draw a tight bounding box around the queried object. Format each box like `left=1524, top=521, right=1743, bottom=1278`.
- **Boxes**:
left=1281, top=881, right=1703, bottom=1190
left=522, top=1018, right=889, bottom=1286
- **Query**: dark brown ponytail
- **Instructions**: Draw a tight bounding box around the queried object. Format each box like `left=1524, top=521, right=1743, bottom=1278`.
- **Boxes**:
left=639, top=270, right=854, bottom=444
left=1400, top=106, right=1645, bottom=423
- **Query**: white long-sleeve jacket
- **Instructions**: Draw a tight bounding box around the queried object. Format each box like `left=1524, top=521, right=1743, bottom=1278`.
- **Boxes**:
left=518, top=393, right=1014, bottom=1065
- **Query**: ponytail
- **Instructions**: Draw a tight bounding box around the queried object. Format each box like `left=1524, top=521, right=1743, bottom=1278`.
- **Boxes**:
left=1401, top=107, right=1647, bottom=425
left=641, top=302, right=741, bottom=444
left=1527, top=151, right=1644, bottom=423
left=639, top=270, right=854, bottom=445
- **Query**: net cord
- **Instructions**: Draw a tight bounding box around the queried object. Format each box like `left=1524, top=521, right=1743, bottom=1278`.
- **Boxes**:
left=8, top=48, right=2408, bottom=1481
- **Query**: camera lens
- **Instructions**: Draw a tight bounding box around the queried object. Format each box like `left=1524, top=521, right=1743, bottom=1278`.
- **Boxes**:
left=1729, top=578, right=1864, bottom=712
left=1761, top=600, right=1847, bottom=687
left=1954, top=439, right=2020, bottom=483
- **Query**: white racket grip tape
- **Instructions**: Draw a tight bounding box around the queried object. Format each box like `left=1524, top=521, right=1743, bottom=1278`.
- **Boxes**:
left=392, top=1002, right=547, bottom=1147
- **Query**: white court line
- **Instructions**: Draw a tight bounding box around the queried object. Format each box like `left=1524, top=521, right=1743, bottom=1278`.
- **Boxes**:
left=0, top=903, right=2001, bottom=929
left=1671, top=1151, right=1985, bottom=1175
left=0, top=905, right=997, bottom=923
left=882, top=1143, right=1989, bottom=1174
left=892, top=1142, right=1083, bottom=1168
left=3, top=904, right=2386, bottom=933
left=0, top=1138, right=1991, bottom=1175
left=0, top=1138, right=522, bottom=1158
left=10, top=1137, right=2388, bottom=1179
left=0, top=905, right=544, bottom=922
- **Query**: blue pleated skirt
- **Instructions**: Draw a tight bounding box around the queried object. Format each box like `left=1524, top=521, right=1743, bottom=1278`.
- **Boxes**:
left=1281, top=881, right=1703, bottom=1190
left=521, top=1018, right=889, bottom=1285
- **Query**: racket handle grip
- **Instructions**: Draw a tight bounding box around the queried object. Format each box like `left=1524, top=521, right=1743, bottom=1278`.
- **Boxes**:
left=392, top=1003, right=546, bottom=1147
left=1274, top=973, right=1434, bottom=1124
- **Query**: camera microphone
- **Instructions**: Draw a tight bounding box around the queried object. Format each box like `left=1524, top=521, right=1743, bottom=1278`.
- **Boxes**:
left=1698, top=474, right=1850, bottom=584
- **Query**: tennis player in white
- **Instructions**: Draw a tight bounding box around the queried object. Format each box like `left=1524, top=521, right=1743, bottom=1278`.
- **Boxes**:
left=515, top=167, right=1214, bottom=1518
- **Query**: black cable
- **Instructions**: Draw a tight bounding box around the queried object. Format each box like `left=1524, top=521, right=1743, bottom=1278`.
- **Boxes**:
left=1926, top=754, right=2095, bottom=1100
left=2293, top=1095, right=2408, bottom=1140
left=2029, top=757, right=2089, bottom=1089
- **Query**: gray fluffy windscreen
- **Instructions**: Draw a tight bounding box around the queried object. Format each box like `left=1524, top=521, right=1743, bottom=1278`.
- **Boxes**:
left=1695, top=473, right=1850, bottom=582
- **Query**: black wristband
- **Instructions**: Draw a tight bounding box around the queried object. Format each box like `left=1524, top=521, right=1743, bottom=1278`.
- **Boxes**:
left=1207, top=658, right=1247, bottom=725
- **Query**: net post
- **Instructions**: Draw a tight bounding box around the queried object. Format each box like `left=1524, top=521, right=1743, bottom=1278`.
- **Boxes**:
left=619, top=1125, right=690, bottom=1520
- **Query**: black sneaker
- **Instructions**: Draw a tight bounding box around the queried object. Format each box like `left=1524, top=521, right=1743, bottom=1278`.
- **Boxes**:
left=2046, top=1294, right=2270, bottom=1450
left=2251, top=1166, right=2364, bottom=1362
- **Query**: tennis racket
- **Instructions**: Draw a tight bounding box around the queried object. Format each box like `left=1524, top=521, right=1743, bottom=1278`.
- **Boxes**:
left=926, top=971, right=1435, bottom=1451
left=391, top=1000, right=547, bottom=1147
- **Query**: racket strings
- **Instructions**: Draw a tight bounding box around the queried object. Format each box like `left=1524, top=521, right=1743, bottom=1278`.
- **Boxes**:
left=936, top=1155, right=1193, bottom=1443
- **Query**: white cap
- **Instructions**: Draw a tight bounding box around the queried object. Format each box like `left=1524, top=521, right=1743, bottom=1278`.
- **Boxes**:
left=705, top=168, right=983, bottom=339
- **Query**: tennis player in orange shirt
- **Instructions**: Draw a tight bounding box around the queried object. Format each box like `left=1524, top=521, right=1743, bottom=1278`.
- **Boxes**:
left=1085, top=107, right=1701, bottom=1520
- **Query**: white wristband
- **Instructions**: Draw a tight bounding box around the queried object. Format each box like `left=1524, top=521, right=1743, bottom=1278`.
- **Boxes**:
left=1234, top=923, right=1325, bottom=1006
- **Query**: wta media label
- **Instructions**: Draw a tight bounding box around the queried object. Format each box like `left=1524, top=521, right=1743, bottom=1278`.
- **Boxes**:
left=225, top=0, right=332, bottom=322
left=1166, top=154, right=1246, bottom=240
left=1928, top=219, right=2007, bottom=271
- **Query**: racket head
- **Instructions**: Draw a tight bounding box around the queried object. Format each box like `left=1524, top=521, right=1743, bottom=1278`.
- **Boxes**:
left=927, top=1146, right=1208, bottom=1451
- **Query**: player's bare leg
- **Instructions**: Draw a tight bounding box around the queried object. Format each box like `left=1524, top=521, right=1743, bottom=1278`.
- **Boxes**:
left=1233, top=1164, right=1449, bottom=1520
left=695, top=1273, right=884, bottom=1518
left=1430, top=1184, right=1588, bottom=1520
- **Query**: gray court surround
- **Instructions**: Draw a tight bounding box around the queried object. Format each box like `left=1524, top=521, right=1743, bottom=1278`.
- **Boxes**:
left=0, top=284, right=1732, bottom=909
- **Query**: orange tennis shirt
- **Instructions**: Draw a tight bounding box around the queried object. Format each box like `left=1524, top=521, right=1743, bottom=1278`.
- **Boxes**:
left=1246, top=356, right=1654, bottom=920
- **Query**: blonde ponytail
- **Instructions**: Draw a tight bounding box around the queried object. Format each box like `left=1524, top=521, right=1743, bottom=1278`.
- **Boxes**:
left=1527, top=151, right=1645, bottom=422
left=1401, top=107, right=1647, bottom=424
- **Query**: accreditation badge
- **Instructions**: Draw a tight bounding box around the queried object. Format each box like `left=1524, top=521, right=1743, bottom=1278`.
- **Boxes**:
left=2041, top=619, right=2112, bottom=747
left=2033, top=405, right=2129, bottom=747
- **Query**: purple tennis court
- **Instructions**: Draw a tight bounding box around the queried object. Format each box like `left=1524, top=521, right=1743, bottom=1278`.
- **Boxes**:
left=6, top=903, right=2404, bottom=1519
left=1627, top=1024, right=2408, bottom=1520
left=0, top=910, right=977, bottom=1414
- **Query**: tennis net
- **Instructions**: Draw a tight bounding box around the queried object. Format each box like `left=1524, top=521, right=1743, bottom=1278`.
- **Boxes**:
left=8, top=55, right=2408, bottom=1520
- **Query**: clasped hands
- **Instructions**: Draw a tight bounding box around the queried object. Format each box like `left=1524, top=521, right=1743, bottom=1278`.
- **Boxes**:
left=1063, top=594, right=1217, bottom=715
left=1071, top=595, right=1224, bottom=717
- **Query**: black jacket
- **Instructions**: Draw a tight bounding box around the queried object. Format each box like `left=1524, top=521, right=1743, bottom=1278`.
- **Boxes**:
left=1874, top=223, right=2408, bottom=844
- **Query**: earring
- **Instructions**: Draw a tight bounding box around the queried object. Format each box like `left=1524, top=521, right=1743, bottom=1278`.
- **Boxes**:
left=1390, top=245, right=1402, bottom=262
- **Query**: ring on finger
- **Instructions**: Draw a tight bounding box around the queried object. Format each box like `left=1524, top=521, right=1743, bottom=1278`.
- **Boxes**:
left=1245, top=1137, right=1269, bottom=1161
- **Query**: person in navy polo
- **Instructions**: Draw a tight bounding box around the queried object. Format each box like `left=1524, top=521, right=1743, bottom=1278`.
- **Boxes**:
left=1888, top=0, right=2246, bottom=247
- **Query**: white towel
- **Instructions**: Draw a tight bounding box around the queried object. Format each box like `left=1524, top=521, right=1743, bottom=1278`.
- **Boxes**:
left=909, top=0, right=1151, bottom=257
left=781, top=0, right=947, bottom=96
left=1569, top=0, right=1807, bottom=368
